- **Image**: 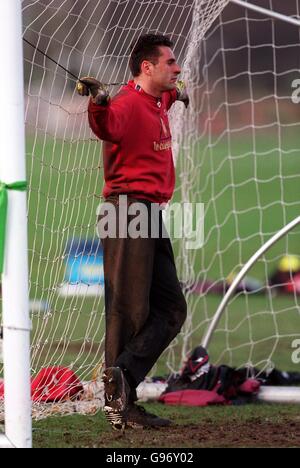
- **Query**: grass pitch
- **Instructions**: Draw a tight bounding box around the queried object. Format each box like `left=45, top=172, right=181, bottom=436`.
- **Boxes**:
left=26, top=129, right=300, bottom=374
left=32, top=403, right=300, bottom=448
left=13, top=129, right=300, bottom=447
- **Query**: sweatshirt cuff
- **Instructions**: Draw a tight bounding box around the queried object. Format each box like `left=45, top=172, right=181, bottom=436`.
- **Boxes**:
left=88, top=98, right=109, bottom=113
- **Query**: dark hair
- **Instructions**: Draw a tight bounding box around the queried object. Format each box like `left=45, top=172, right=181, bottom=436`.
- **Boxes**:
left=129, top=34, right=173, bottom=77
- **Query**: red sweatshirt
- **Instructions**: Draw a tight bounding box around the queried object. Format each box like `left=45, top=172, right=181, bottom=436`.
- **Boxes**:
left=88, top=80, right=177, bottom=204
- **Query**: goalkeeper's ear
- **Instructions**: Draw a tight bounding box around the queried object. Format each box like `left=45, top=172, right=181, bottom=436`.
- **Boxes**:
left=176, top=80, right=189, bottom=108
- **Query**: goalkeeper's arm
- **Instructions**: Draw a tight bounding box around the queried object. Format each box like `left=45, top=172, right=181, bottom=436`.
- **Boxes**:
left=76, top=76, right=129, bottom=142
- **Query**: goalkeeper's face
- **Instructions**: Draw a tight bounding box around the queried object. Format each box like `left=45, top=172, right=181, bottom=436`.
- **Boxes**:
left=149, top=46, right=181, bottom=92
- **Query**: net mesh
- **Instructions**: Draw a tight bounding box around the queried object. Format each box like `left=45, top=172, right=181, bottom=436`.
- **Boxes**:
left=1, top=0, right=300, bottom=419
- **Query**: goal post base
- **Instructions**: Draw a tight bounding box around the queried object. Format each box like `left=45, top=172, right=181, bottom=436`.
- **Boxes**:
left=0, top=434, right=14, bottom=449
left=258, top=386, right=300, bottom=404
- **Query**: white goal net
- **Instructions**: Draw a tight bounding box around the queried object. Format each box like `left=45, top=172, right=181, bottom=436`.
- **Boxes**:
left=1, top=0, right=300, bottom=420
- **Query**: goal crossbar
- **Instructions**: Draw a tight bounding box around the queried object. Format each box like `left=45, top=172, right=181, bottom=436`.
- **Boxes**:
left=230, top=0, right=300, bottom=27
left=2, top=0, right=300, bottom=448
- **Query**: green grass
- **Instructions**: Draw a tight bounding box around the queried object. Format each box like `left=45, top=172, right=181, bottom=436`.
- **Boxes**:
left=32, top=403, right=300, bottom=448
left=170, top=128, right=300, bottom=371
left=2, top=129, right=300, bottom=447
left=23, top=129, right=300, bottom=379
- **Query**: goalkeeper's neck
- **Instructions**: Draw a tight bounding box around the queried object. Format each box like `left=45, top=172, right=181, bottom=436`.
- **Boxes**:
left=133, top=78, right=163, bottom=98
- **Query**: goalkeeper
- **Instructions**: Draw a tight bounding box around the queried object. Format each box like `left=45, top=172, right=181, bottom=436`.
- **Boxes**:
left=77, top=34, right=188, bottom=430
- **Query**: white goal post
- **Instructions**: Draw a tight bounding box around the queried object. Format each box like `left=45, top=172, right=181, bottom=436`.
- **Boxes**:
left=0, top=0, right=31, bottom=449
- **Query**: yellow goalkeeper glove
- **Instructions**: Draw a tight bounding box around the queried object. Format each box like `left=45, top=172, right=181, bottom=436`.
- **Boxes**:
left=76, top=77, right=110, bottom=106
left=176, top=80, right=189, bottom=108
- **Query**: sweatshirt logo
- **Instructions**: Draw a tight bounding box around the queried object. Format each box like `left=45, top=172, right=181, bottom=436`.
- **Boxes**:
left=153, top=116, right=172, bottom=150
left=153, top=140, right=172, bottom=151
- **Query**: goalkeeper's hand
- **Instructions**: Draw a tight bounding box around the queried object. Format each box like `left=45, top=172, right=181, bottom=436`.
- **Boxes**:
left=76, top=77, right=110, bottom=106
left=176, top=80, right=189, bottom=108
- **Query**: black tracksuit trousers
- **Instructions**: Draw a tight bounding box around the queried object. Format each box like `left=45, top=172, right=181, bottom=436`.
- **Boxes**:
left=97, top=196, right=187, bottom=401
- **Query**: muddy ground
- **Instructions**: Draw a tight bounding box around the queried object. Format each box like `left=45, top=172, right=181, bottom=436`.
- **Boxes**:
left=77, top=418, right=300, bottom=448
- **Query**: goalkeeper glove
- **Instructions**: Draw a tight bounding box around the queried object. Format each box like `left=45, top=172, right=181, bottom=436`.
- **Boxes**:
left=76, top=77, right=110, bottom=106
left=176, top=80, right=189, bottom=109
